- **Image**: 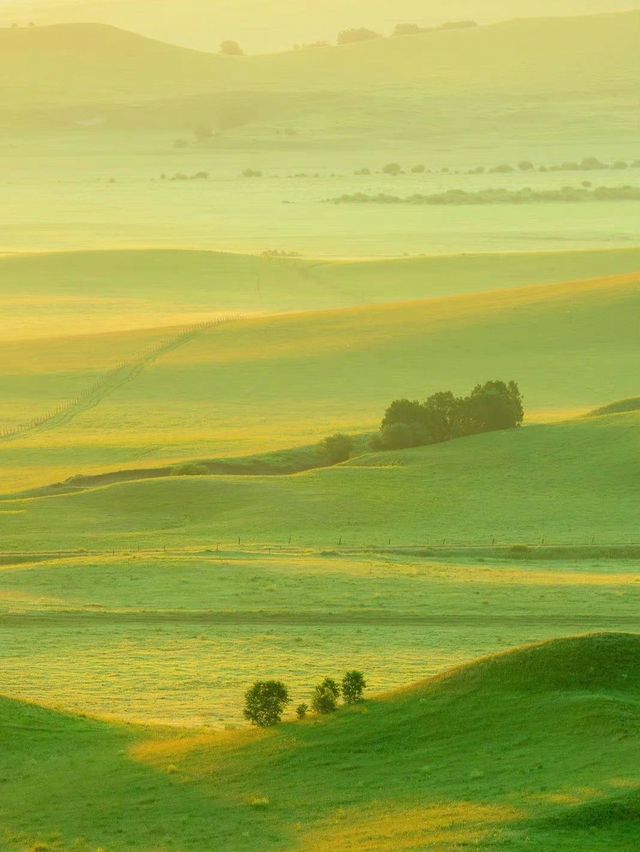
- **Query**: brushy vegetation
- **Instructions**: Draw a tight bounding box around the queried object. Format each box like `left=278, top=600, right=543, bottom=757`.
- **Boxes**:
left=327, top=185, right=640, bottom=205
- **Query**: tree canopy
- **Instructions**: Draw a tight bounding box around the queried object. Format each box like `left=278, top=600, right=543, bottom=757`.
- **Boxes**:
left=376, top=380, right=524, bottom=450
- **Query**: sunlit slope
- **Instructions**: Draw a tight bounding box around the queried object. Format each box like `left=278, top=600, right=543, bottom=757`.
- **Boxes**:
left=0, top=269, right=638, bottom=493
left=3, top=0, right=638, bottom=53
left=2, top=408, right=638, bottom=549
left=3, top=634, right=640, bottom=850
left=3, top=247, right=640, bottom=339
left=1, top=11, right=638, bottom=134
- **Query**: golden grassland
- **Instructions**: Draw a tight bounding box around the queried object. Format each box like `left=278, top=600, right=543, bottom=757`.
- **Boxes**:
left=0, top=261, right=638, bottom=493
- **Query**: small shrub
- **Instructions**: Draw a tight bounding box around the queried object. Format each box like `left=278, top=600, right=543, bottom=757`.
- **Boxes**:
left=220, top=40, right=243, bottom=55
left=173, top=463, right=209, bottom=476
left=296, top=703, right=309, bottom=719
left=247, top=795, right=270, bottom=808
left=342, top=671, right=367, bottom=704
left=244, top=680, right=291, bottom=727
left=321, top=433, right=353, bottom=464
left=242, top=168, right=263, bottom=178
left=382, top=162, right=403, bottom=176
left=392, top=23, right=423, bottom=37
left=411, top=164, right=426, bottom=173
left=337, top=27, right=382, bottom=45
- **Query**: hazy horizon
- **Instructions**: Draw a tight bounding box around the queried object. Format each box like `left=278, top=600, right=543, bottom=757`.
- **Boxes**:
left=1, top=0, right=638, bottom=52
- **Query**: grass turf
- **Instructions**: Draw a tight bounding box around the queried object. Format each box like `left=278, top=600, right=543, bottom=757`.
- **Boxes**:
left=3, top=633, right=640, bottom=850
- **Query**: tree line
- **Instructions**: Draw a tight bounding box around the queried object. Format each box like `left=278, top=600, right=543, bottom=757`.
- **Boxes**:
left=374, top=380, right=524, bottom=451
left=319, top=381, right=524, bottom=461
left=244, top=671, right=367, bottom=727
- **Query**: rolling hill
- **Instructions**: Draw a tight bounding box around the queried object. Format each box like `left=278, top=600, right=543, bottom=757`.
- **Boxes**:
left=2, top=0, right=639, bottom=53
left=1, top=10, right=639, bottom=139
left=3, top=633, right=640, bottom=850
left=0, top=262, right=638, bottom=494
left=1, top=404, right=638, bottom=550
left=3, top=246, right=640, bottom=339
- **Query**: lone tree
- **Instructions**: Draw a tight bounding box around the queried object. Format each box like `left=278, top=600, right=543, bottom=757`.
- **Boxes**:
left=341, top=671, right=367, bottom=704
left=244, top=680, right=290, bottom=727
left=220, top=40, right=243, bottom=55
left=311, top=677, right=340, bottom=714
left=296, top=703, right=309, bottom=720
left=321, top=433, right=353, bottom=464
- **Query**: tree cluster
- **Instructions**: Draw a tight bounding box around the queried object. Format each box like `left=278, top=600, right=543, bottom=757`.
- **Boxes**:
left=374, top=381, right=524, bottom=451
left=244, top=671, right=367, bottom=727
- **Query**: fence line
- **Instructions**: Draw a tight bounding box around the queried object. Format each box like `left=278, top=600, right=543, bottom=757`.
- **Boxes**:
left=0, top=315, right=241, bottom=443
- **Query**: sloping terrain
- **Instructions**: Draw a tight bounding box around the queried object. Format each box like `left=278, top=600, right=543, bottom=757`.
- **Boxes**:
left=3, top=634, right=640, bottom=850
left=0, top=267, right=638, bottom=493
left=1, top=11, right=638, bottom=137
left=3, top=246, right=640, bottom=339
left=1, top=406, right=638, bottom=550
left=2, top=0, right=638, bottom=52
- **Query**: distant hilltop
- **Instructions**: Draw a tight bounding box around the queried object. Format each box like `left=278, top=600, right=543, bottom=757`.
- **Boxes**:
left=2, top=0, right=640, bottom=53
left=0, top=10, right=638, bottom=141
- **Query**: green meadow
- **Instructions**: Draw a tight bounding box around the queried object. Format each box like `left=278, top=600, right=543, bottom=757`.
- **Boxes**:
left=3, top=634, right=640, bottom=850
left=1, top=8, right=640, bottom=850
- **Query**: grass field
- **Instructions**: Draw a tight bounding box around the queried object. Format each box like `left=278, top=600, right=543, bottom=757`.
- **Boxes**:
left=1, top=548, right=639, bottom=728
left=3, top=633, right=640, bottom=850
left=2, top=9, right=640, bottom=848
left=1, top=407, right=638, bottom=550
left=0, top=261, right=638, bottom=493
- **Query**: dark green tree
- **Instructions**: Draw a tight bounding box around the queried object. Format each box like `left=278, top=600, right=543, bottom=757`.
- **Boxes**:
left=463, top=380, right=524, bottom=434
left=243, top=680, right=290, bottom=727
left=311, top=677, right=340, bottom=714
left=341, top=671, right=367, bottom=704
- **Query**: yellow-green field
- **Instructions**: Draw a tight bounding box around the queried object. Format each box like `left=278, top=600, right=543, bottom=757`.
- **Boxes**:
left=1, top=549, right=639, bottom=728
left=2, top=8, right=640, bottom=849
left=1, top=252, right=639, bottom=493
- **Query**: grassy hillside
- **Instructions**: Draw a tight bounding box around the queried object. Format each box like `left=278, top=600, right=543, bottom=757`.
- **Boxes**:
left=3, top=634, right=640, bottom=849
left=3, top=246, right=640, bottom=338
left=0, top=266, right=638, bottom=492
left=3, top=0, right=638, bottom=52
left=1, top=406, right=638, bottom=549
left=1, top=11, right=638, bottom=138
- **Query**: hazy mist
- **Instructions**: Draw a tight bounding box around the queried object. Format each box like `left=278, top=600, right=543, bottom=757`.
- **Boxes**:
left=1, top=0, right=637, bottom=52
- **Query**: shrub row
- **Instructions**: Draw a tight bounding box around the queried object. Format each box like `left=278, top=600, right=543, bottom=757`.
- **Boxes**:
left=327, top=185, right=640, bottom=206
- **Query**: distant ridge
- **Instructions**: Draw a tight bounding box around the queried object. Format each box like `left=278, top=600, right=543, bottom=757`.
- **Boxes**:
left=0, top=11, right=638, bottom=135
